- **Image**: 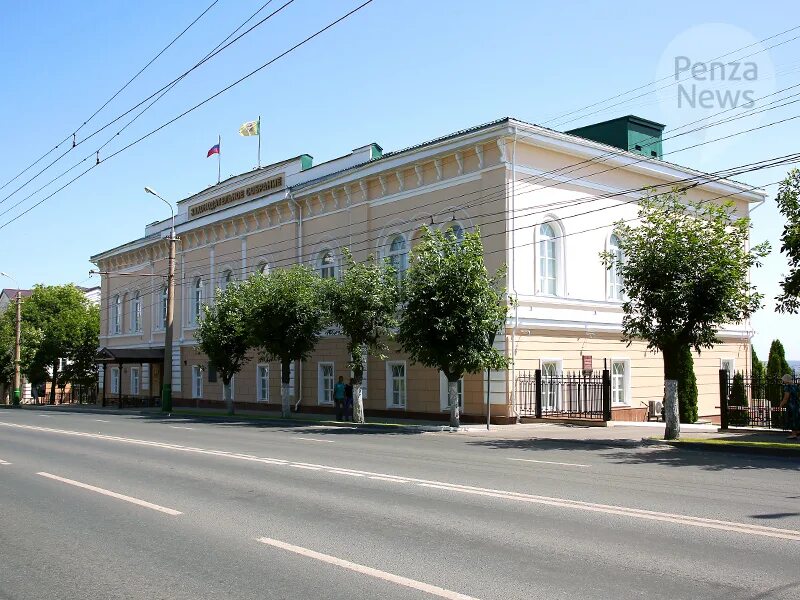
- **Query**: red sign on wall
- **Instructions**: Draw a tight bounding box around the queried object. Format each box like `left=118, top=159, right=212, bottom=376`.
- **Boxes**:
left=582, top=355, right=593, bottom=372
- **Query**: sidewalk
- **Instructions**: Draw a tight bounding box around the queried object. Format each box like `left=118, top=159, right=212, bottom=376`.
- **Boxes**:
left=7, top=403, right=799, bottom=456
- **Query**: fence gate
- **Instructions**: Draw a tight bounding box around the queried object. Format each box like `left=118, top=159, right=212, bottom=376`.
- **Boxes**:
left=515, top=369, right=611, bottom=421
left=719, top=370, right=796, bottom=430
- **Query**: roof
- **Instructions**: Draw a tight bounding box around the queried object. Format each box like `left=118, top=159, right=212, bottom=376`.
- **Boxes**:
left=97, top=347, right=165, bottom=364
left=1, top=288, right=33, bottom=298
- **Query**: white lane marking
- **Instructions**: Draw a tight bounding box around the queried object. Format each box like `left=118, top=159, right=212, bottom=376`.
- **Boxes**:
left=368, top=476, right=410, bottom=483
left=508, top=457, right=590, bottom=468
left=257, top=537, right=480, bottom=600
left=0, top=458, right=11, bottom=465
left=36, top=472, right=182, bottom=516
left=94, top=419, right=110, bottom=423
left=291, top=464, right=322, bottom=471
left=168, top=426, right=194, bottom=430
left=294, top=436, right=334, bottom=443
left=7, top=422, right=799, bottom=541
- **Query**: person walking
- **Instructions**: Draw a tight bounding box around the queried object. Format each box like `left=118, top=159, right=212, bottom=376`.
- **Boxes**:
left=344, top=378, right=354, bottom=422
left=334, top=375, right=346, bottom=421
left=779, top=374, right=800, bottom=439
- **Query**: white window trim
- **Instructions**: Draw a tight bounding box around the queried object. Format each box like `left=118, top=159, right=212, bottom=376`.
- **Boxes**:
left=130, top=292, right=142, bottom=333
left=256, top=363, right=269, bottom=403
left=191, top=365, right=203, bottom=399
left=318, top=249, right=336, bottom=279
left=318, top=361, right=335, bottom=405
left=387, top=233, right=408, bottom=281
left=190, top=277, right=204, bottom=326
left=540, top=358, right=563, bottom=411
left=610, top=358, right=631, bottom=406
left=130, top=367, right=140, bottom=395
left=439, top=371, right=464, bottom=411
left=111, top=295, right=122, bottom=335
left=535, top=218, right=566, bottom=298
left=720, top=358, right=735, bottom=375
left=385, top=361, right=407, bottom=409
left=110, top=367, right=120, bottom=395
left=607, top=234, right=625, bottom=302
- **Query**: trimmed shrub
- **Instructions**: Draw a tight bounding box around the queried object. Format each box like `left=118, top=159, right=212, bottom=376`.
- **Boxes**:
left=728, top=372, right=750, bottom=426
left=678, top=346, right=698, bottom=423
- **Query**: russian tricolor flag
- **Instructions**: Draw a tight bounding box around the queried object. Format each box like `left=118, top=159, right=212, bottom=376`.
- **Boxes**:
left=207, top=143, right=220, bottom=158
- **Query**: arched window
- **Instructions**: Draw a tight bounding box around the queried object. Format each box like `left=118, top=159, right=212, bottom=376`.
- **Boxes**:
left=192, top=277, right=203, bottom=324
left=221, top=269, right=234, bottom=292
left=608, top=234, right=624, bottom=301
left=387, top=235, right=408, bottom=280
left=160, top=287, right=168, bottom=328
left=446, top=222, right=464, bottom=244
left=131, top=291, right=141, bottom=332
left=256, top=261, right=268, bottom=275
left=539, top=223, right=559, bottom=296
left=318, top=250, right=335, bottom=279
left=112, top=295, right=121, bottom=334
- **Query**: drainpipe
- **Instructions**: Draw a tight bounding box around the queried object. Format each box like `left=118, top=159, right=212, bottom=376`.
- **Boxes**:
left=288, top=188, right=304, bottom=412
left=510, top=127, right=519, bottom=422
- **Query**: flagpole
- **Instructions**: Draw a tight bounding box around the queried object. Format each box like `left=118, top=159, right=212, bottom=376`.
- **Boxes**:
left=257, top=116, right=261, bottom=168
left=217, top=134, right=221, bottom=185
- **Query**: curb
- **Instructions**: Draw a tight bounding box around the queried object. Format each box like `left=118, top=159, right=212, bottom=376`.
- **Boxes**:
left=642, top=438, right=800, bottom=458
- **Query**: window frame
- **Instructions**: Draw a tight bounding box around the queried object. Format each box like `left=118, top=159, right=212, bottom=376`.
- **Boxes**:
left=318, top=362, right=335, bottom=405
left=111, top=295, right=121, bottom=335
left=318, top=250, right=335, bottom=279
left=191, top=277, right=204, bottom=325
left=387, top=234, right=408, bottom=281
left=130, top=367, right=140, bottom=396
left=607, top=233, right=625, bottom=301
left=721, top=358, right=735, bottom=376
left=540, top=358, right=563, bottom=411
left=385, top=361, right=407, bottom=409
left=220, top=269, right=234, bottom=292
left=191, top=365, right=203, bottom=399
left=538, top=222, right=560, bottom=296
left=610, top=358, right=631, bottom=406
left=222, top=376, right=234, bottom=402
left=131, top=291, right=142, bottom=333
left=110, top=367, right=120, bottom=395
left=256, top=363, right=269, bottom=403
left=160, top=287, right=168, bottom=329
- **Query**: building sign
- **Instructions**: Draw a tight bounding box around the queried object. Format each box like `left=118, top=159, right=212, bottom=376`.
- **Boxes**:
left=582, top=355, right=593, bottom=372
left=189, top=173, right=284, bottom=218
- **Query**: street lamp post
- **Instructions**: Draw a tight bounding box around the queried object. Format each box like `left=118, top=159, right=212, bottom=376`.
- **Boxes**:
left=1, top=272, right=21, bottom=407
left=144, top=187, right=176, bottom=413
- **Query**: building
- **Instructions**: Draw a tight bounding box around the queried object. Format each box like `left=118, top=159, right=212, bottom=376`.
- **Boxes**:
left=90, top=116, right=759, bottom=422
left=0, top=288, right=32, bottom=313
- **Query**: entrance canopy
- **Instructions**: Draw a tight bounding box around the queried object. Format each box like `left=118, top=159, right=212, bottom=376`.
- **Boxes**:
left=97, top=347, right=164, bottom=364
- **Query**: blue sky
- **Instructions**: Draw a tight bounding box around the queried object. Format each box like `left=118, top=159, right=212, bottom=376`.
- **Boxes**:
left=1, top=0, right=798, bottom=358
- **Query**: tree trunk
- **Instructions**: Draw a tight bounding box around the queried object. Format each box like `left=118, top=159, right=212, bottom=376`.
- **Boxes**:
left=224, top=376, right=235, bottom=416
left=352, top=355, right=365, bottom=424
left=664, top=379, right=680, bottom=440
left=50, top=362, right=58, bottom=405
left=448, top=379, right=460, bottom=428
left=281, top=359, right=291, bottom=418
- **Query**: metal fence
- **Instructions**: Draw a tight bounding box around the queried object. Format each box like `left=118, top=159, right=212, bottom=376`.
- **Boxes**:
left=720, top=370, right=798, bottom=430
left=515, top=369, right=611, bottom=421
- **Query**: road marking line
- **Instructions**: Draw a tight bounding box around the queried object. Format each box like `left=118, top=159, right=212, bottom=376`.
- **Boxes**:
left=256, top=537, right=480, bottom=600
left=94, top=419, right=110, bottom=423
left=36, top=472, right=182, bottom=516
left=0, top=459, right=11, bottom=465
left=291, top=464, right=322, bottom=471
left=8, top=422, right=800, bottom=541
left=508, top=457, right=590, bottom=468
left=368, top=476, right=410, bottom=483
left=294, top=436, right=335, bottom=443
left=168, top=426, right=194, bottom=430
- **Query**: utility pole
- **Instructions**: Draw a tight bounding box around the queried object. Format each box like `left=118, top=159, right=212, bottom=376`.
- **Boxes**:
left=13, top=290, right=21, bottom=406
left=144, top=187, right=175, bottom=413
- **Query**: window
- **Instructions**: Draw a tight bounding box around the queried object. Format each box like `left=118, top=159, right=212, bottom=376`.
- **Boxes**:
left=160, top=287, right=168, bottom=328
left=608, top=234, right=624, bottom=301
left=539, top=223, right=558, bottom=296
left=256, top=261, right=268, bottom=275
left=318, top=251, right=335, bottom=279
left=387, top=235, right=408, bottom=280
left=131, top=291, right=141, bottom=332
left=386, top=361, right=407, bottom=408
left=111, top=295, right=121, bottom=334
left=110, top=367, right=120, bottom=394
left=541, top=360, right=561, bottom=411
left=257, top=364, right=269, bottom=403
left=439, top=372, right=464, bottom=411
left=191, top=365, right=203, bottom=399
left=446, top=222, right=465, bottom=244
left=191, top=278, right=203, bottom=324
left=131, top=367, right=140, bottom=396
left=223, top=376, right=234, bottom=402
left=220, top=269, right=234, bottom=292
left=721, top=359, right=735, bottom=376
left=318, top=362, right=334, bottom=405
left=611, top=359, right=629, bottom=405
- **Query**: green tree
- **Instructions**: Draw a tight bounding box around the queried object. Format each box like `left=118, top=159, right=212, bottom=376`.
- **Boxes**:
left=196, top=281, right=253, bottom=416
left=728, top=371, right=749, bottom=426
left=326, top=250, right=399, bottom=423
left=397, top=227, right=510, bottom=428
left=751, top=346, right=765, bottom=400
left=248, top=266, right=329, bottom=418
left=601, top=190, right=768, bottom=436
left=775, top=168, right=800, bottom=313
left=21, top=285, right=100, bottom=404
left=766, top=339, right=791, bottom=408
left=677, top=346, right=698, bottom=423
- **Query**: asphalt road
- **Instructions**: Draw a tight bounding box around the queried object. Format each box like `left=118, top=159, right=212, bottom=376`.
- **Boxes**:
left=1, top=409, right=798, bottom=600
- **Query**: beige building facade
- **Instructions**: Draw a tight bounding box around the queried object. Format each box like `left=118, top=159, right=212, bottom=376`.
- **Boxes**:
left=91, top=117, right=760, bottom=422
